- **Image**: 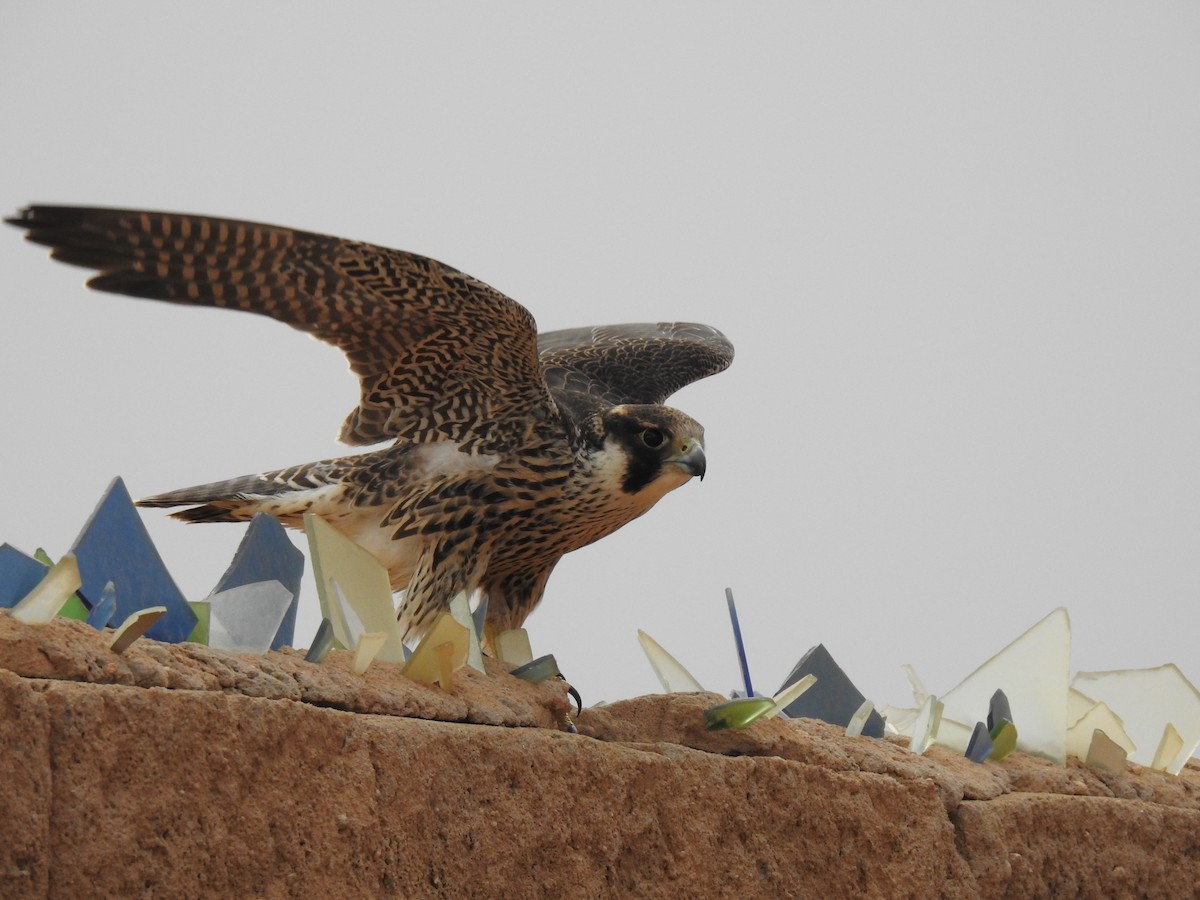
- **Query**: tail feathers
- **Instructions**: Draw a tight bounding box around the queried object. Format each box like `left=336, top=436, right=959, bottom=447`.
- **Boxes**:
left=136, top=473, right=302, bottom=524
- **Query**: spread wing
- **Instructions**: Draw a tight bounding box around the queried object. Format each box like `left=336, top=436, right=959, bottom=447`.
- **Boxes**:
left=538, top=322, right=733, bottom=420
left=7, top=205, right=552, bottom=448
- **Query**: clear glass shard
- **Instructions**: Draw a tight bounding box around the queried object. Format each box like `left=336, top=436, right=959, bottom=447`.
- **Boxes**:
left=449, top=591, right=485, bottom=674
left=703, top=696, right=776, bottom=732
left=937, top=608, right=1071, bottom=764
left=402, top=612, right=469, bottom=687
left=909, top=695, right=944, bottom=755
left=86, top=581, right=118, bottom=631
left=11, top=553, right=82, bottom=625
left=1151, top=723, right=1184, bottom=773
left=207, top=580, right=294, bottom=655
left=109, top=607, right=167, bottom=653
left=636, top=630, right=704, bottom=693
left=770, top=674, right=816, bottom=716
left=1073, top=665, right=1200, bottom=775
left=845, top=699, right=875, bottom=737
left=495, top=628, right=534, bottom=667
left=305, top=514, right=406, bottom=663
left=352, top=632, right=389, bottom=675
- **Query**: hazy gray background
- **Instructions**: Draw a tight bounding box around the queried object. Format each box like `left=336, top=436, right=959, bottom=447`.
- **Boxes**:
left=2, top=4, right=1197, bottom=715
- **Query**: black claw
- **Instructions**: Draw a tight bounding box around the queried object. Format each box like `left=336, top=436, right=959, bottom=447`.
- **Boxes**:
left=568, top=684, right=583, bottom=716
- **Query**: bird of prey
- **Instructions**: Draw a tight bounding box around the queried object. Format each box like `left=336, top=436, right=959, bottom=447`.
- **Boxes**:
left=8, top=206, right=733, bottom=643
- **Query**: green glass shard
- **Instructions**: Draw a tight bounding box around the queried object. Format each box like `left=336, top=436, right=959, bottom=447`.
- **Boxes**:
left=1085, top=729, right=1127, bottom=775
left=109, top=607, right=167, bottom=653
left=495, top=628, right=533, bottom=667
left=703, top=696, right=776, bottom=732
left=988, top=721, right=1018, bottom=761
left=637, top=629, right=704, bottom=693
left=11, top=553, right=82, bottom=625
left=352, top=632, right=389, bottom=675
left=186, top=601, right=211, bottom=645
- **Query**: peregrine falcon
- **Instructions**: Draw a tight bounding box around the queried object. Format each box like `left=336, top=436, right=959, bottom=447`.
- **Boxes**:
left=7, top=206, right=733, bottom=643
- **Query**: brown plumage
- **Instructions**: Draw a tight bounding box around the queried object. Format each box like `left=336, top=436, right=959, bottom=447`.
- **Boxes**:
left=7, top=205, right=733, bottom=640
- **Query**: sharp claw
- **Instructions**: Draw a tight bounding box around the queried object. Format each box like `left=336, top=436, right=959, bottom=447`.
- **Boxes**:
left=567, top=684, right=583, bottom=716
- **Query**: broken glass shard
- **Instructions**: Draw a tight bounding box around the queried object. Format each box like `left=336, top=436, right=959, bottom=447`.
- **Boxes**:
left=1072, top=665, right=1200, bottom=775
left=1085, top=729, right=1127, bottom=775
left=703, top=696, right=776, bottom=732
left=86, top=581, right=118, bottom=631
left=495, top=628, right=534, bottom=667
left=637, top=630, right=704, bottom=693
left=449, top=592, right=484, bottom=674
left=988, top=721, right=1018, bottom=761
left=725, top=588, right=754, bottom=698
left=109, top=607, right=167, bottom=653
left=212, top=513, right=303, bottom=650
left=909, top=695, right=943, bottom=755
left=845, top=700, right=875, bottom=738
left=776, top=644, right=885, bottom=737
left=207, top=580, right=294, bottom=655
left=304, top=618, right=335, bottom=663
left=511, top=655, right=562, bottom=684
left=936, top=608, right=1070, bottom=763
left=1066, top=699, right=1136, bottom=761
left=965, top=722, right=994, bottom=763
left=352, top=632, right=389, bottom=674
left=1151, top=723, right=1184, bottom=773
left=402, top=612, right=469, bottom=687
left=770, top=674, right=816, bottom=717
left=10, top=553, right=82, bottom=625
left=0, top=544, right=48, bottom=609
left=304, top=514, right=406, bottom=663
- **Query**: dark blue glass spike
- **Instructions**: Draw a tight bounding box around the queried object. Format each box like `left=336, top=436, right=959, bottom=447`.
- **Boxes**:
left=305, top=617, right=336, bottom=663
left=85, top=581, right=118, bottom=630
left=212, top=513, right=304, bottom=650
left=472, top=593, right=489, bottom=643
left=776, top=643, right=886, bottom=738
left=987, top=689, right=1012, bottom=731
left=70, top=477, right=196, bottom=643
left=725, top=587, right=754, bottom=698
left=0, top=544, right=49, bottom=608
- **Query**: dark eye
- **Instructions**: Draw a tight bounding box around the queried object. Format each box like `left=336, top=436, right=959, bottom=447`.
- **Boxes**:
left=640, top=428, right=665, bottom=449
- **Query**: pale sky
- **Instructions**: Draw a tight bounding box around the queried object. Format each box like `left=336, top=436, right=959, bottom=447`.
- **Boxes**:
left=2, top=4, right=1197, bottom=718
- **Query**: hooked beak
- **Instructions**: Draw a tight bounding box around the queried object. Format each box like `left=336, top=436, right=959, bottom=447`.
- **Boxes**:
left=669, top=441, right=707, bottom=481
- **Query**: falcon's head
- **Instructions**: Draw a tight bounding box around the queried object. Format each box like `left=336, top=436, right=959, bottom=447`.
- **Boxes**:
left=596, top=404, right=707, bottom=498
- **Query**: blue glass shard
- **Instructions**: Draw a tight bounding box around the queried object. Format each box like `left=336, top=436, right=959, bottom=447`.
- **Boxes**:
left=70, top=477, right=196, bottom=643
left=0, top=544, right=48, bottom=608
left=987, top=689, right=1012, bottom=732
left=725, top=587, right=754, bottom=698
left=965, top=721, right=994, bottom=763
left=472, top=593, right=489, bottom=643
left=86, top=581, right=118, bottom=630
left=305, top=618, right=335, bottom=663
left=777, top=644, right=886, bottom=738
left=211, top=513, right=304, bottom=650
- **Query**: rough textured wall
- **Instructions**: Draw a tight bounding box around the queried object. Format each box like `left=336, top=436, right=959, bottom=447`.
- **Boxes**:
left=1, top=613, right=1197, bottom=899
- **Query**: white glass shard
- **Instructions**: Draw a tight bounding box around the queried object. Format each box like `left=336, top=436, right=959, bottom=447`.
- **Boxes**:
left=845, top=699, right=874, bottom=737
left=109, top=606, right=167, bottom=653
left=909, top=694, right=943, bottom=755
left=449, top=591, right=484, bottom=674
left=1065, top=700, right=1136, bottom=761
left=304, top=514, right=407, bottom=663
left=495, top=628, right=534, bottom=667
left=1067, top=687, right=1099, bottom=729
left=1151, top=723, right=1184, bottom=773
left=770, top=674, right=816, bottom=716
left=936, top=608, right=1071, bottom=764
left=636, top=630, right=704, bottom=693
left=206, top=580, right=293, bottom=655
left=402, top=612, right=469, bottom=687
left=352, top=632, right=389, bottom=674
left=1073, top=665, right=1200, bottom=775
left=11, top=553, right=82, bottom=625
